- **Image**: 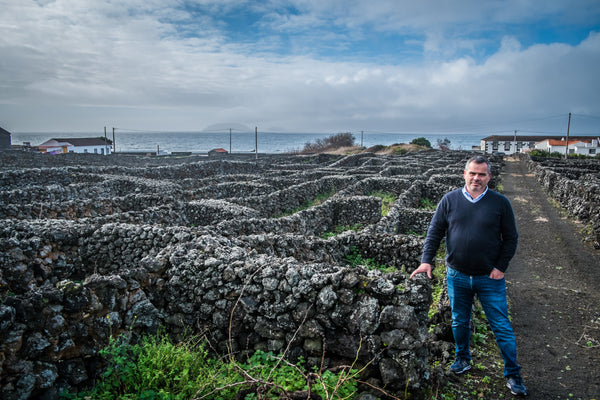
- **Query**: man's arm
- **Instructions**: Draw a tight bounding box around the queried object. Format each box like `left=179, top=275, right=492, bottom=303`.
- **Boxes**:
left=495, top=197, right=519, bottom=272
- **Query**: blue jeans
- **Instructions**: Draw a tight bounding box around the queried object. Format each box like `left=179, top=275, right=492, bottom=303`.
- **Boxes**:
left=446, top=266, right=521, bottom=377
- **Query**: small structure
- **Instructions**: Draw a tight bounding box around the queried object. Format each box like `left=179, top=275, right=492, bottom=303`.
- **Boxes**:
left=0, top=126, right=11, bottom=150
left=38, top=137, right=112, bottom=155
left=208, top=148, right=228, bottom=157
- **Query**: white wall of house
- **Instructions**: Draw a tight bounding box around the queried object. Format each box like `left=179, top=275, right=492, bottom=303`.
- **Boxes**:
left=482, top=140, right=536, bottom=155
left=69, top=145, right=112, bottom=155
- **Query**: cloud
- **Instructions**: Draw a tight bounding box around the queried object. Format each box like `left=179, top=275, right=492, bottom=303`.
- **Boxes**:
left=1, top=0, right=599, bottom=134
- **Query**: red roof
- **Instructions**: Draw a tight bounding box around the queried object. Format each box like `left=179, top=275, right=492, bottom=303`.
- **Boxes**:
left=542, top=139, right=589, bottom=146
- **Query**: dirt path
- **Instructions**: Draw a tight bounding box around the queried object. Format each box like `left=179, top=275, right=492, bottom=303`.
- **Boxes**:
left=501, top=157, right=600, bottom=399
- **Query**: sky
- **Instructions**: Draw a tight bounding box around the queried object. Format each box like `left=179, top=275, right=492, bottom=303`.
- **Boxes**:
left=1, top=0, right=600, bottom=136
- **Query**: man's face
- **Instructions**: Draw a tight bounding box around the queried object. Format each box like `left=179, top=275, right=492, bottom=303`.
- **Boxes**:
left=464, top=161, right=491, bottom=196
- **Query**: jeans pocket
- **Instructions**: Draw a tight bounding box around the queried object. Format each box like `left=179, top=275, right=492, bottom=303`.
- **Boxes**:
left=446, top=267, right=458, bottom=278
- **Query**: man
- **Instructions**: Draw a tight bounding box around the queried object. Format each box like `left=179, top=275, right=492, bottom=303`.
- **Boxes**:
left=410, top=155, right=527, bottom=396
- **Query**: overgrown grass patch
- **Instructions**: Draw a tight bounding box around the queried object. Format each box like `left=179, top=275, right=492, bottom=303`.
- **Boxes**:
left=368, top=191, right=397, bottom=216
left=61, top=331, right=360, bottom=400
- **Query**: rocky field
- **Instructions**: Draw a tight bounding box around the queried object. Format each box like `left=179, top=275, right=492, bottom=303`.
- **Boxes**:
left=0, top=150, right=597, bottom=399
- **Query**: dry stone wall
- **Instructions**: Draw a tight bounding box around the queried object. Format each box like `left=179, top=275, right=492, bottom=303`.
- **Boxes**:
left=524, top=155, right=600, bottom=247
left=1, top=150, right=481, bottom=399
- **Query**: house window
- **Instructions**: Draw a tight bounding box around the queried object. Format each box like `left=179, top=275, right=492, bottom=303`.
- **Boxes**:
left=590, top=149, right=596, bottom=154
left=504, top=142, right=511, bottom=151
left=84, top=149, right=88, bottom=153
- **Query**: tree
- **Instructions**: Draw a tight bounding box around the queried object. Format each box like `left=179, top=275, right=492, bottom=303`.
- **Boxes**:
left=436, top=137, right=451, bottom=151
left=410, top=137, right=432, bottom=148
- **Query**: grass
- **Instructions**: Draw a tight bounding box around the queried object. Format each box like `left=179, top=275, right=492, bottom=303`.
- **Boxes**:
left=419, top=198, right=437, bottom=210
left=369, top=191, right=397, bottom=216
left=276, top=187, right=335, bottom=217
left=60, top=330, right=359, bottom=400
left=343, top=245, right=396, bottom=273
left=321, top=223, right=364, bottom=239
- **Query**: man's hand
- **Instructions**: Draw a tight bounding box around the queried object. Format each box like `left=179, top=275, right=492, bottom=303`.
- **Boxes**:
left=410, top=263, right=432, bottom=279
left=489, top=268, right=505, bottom=280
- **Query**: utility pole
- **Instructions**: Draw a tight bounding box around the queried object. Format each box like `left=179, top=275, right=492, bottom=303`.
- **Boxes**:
left=255, top=127, right=258, bottom=160
left=229, top=128, right=232, bottom=154
left=361, top=130, right=364, bottom=147
left=104, top=126, right=108, bottom=155
left=565, top=112, right=571, bottom=160
left=513, top=130, right=517, bottom=154
left=112, top=128, right=115, bottom=154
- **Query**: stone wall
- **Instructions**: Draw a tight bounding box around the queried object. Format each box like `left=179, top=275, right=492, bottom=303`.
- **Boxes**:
left=0, top=150, right=483, bottom=399
left=524, top=155, right=600, bottom=246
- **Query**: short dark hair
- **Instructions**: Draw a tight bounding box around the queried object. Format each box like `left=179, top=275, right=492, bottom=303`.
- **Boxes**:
left=465, top=155, right=491, bottom=174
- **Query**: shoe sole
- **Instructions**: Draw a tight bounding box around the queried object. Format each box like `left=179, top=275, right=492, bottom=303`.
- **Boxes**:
left=451, top=365, right=471, bottom=374
left=506, top=382, right=528, bottom=396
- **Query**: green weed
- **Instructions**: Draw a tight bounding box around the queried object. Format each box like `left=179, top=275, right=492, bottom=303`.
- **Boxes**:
left=369, top=191, right=397, bottom=216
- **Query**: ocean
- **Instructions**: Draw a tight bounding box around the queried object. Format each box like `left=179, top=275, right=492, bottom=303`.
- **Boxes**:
left=11, top=131, right=493, bottom=154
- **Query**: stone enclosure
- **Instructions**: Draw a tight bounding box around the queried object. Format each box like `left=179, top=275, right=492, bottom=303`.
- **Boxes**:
left=524, top=155, right=600, bottom=247
left=1, top=150, right=502, bottom=399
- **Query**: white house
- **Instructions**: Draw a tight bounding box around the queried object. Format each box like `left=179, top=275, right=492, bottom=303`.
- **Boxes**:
left=480, top=135, right=541, bottom=155
left=535, top=138, right=599, bottom=156
left=38, top=137, right=112, bottom=155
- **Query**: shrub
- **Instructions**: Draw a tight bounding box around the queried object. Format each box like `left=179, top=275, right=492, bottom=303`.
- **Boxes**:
left=410, top=137, right=432, bottom=148
left=301, top=132, right=355, bottom=153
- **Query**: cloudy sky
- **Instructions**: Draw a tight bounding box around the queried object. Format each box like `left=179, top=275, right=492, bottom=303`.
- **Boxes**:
left=1, top=0, right=600, bottom=135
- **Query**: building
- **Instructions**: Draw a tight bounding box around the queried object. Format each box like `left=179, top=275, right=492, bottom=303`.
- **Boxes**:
left=535, top=137, right=599, bottom=156
left=208, top=148, right=228, bottom=157
left=480, top=135, right=599, bottom=156
left=37, top=137, right=112, bottom=155
left=0, top=126, right=11, bottom=150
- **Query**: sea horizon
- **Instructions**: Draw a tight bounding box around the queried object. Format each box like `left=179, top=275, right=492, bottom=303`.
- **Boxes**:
left=11, top=130, right=592, bottom=154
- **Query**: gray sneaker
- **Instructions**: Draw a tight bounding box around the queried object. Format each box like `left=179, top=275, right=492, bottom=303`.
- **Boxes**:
left=506, top=375, right=528, bottom=396
left=449, top=358, right=471, bottom=374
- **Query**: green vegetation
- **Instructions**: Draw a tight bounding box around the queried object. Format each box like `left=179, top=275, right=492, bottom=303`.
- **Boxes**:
left=301, top=132, right=356, bottom=154
left=369, top=190, right=397, bottom=216
left=61, top=331, right=359, bottom=400
left=419, top=198, right=437, bottom=210
left=410, top=137, right=432, bottom=148
left=277, top=187, right=335, bottom=217
left=344, top=245, right=396, bottom=273
left=529, top=149, right=564, bottom=158
left=321, top=223, right=364, bottom=239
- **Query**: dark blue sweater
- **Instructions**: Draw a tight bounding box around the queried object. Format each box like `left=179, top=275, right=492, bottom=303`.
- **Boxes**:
left=421, top=188, right=518, bottom=275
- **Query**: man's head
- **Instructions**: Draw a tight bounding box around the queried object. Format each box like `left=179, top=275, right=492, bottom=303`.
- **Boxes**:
left=463, top=156, right=491, bottom=197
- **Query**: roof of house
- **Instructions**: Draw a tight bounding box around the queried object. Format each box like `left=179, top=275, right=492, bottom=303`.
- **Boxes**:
left=537, top=139, right=592, bottom=146
left=38, top=139, right=74, bottom=149
left=52, top=137, right=111, bottom=146
left=209, top=148, right=228, bottom=153
left=0, top=127, right=11, bottom=136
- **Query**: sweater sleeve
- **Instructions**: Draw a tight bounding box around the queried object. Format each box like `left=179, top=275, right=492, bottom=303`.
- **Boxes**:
left=420, top=196, right=448, bottom=266
left=494, top=197, right=519, bottom=272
